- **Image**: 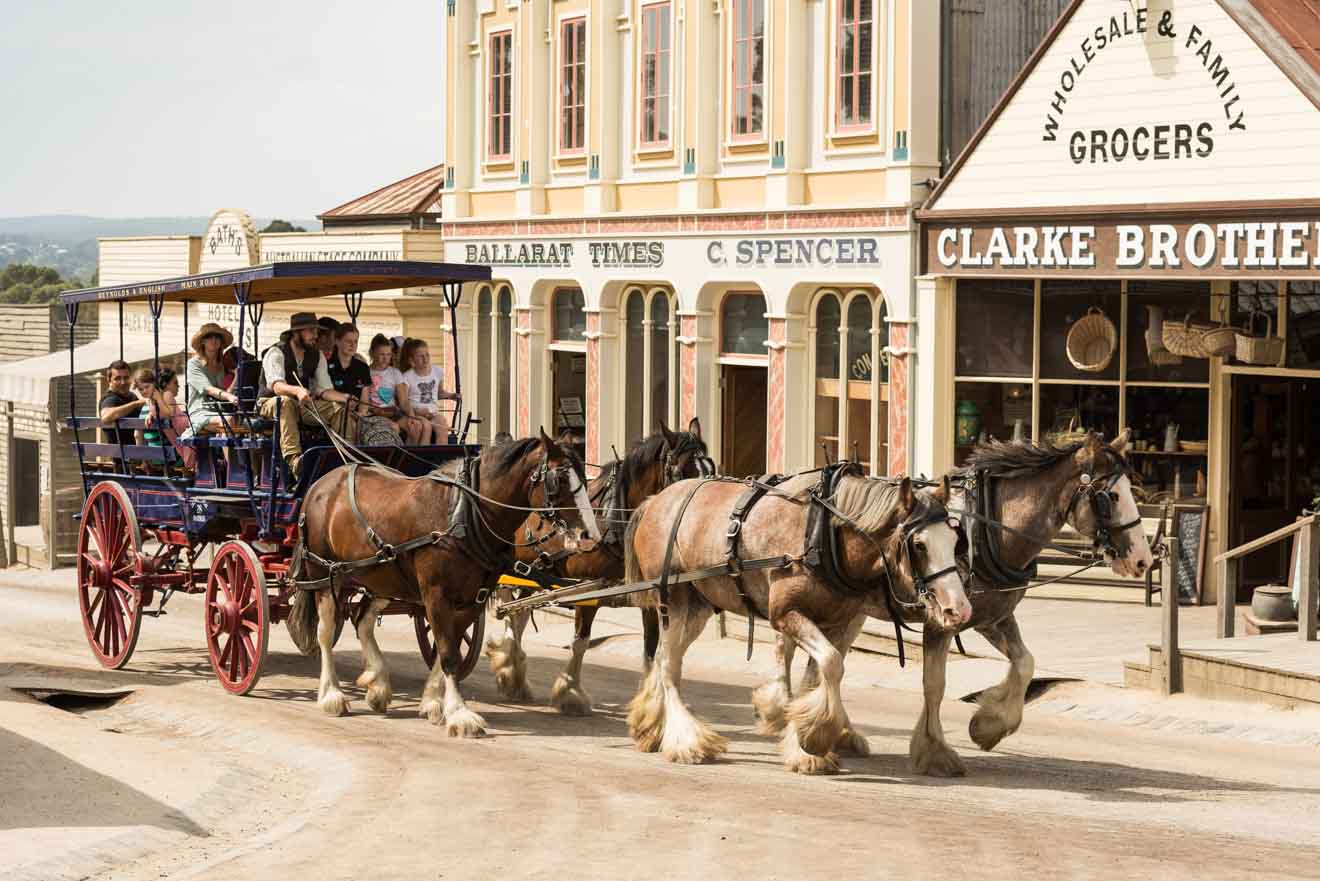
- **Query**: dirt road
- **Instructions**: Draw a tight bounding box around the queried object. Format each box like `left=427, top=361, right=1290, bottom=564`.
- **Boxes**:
left=3, top=570, right=1319, bottom=881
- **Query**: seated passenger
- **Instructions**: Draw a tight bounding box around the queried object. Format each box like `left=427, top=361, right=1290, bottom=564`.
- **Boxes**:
left=98, top=359, right=141, bottom=446
left=366, top=333, right=423, bottom=444
left=399, top=338, right=457, bottom=445
left=257, top=312, right=360, bottom=479
left=186, top=323, right=240, bottom=434
left=135, top=367, right=196, bottom=469
left=317, top=316, right=340, bottom=360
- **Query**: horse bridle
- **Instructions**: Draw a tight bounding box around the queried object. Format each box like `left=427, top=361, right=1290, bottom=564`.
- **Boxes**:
left=529, top=451, right=587, bottom=528
left=663, top=436, right=716, bottom=485
left=1066, top=452, right=1142, bottom=559
left=899, top=509, right=966, bottom=604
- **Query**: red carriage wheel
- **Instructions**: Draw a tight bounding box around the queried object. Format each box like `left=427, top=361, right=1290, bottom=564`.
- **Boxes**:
left=414, top=607, right=486, bottom=681
left=77, top=482, right=144, bottom=669
left=204, top=541, right=270, bottom=695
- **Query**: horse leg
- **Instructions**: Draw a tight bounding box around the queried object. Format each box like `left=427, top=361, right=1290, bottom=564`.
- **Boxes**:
left=641, top=606, right=660, bottom=674
left=485, top=588, right=533, bottom=702
left=550, top=605, right=598, bottom=715
left=315, top=590, right=349, bottom=716
left=628, top=595, right=726, bottom=763
left=828, top=613, right=871, bottom=757
left=910, top=626, right=966, bottom=777
left=436, top=602, right=488, bottom=738
left=777, top=609, right=847, bottom=775
left=968, top=614, right=1035, bottom=752
left=354, top=597, right=393, bottom=713
left=751, top=632, right=796, bottom=736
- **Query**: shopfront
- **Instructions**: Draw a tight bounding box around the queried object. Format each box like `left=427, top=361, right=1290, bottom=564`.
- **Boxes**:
left=916, top=0, right=1320, bottom=603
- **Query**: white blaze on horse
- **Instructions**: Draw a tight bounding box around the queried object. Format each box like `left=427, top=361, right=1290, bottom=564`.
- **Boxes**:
left=623, top=467, right=968, bottom=774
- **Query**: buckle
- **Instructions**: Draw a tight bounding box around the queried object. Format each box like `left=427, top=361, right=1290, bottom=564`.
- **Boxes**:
left=726, top=519, right=742, bottom=539
left=513, top=559, right=533, bottom=577
left=474, top=587, right=490, bottom=606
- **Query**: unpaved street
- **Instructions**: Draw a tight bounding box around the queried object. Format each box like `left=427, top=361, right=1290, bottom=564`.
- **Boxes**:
left=3, top=571, right=1320, bottom=881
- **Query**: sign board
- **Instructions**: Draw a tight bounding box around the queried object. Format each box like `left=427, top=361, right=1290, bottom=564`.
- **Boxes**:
left=197, top=209, right=259, bottom=273
left=1172, top=504, right=1209, bottom=604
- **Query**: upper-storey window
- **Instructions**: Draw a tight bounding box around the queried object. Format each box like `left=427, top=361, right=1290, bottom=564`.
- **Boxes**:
left=731, top=0, right=765, bottom=139
left=488, top=31, right=513, bottom=161
left=837, top=0, right=874, bottom=130
left=639, top=2, right=671, bottom=147
left=560, top=18, right=587, bottom=153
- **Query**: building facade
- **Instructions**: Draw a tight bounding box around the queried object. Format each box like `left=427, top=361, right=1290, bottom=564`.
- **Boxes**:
left=441, top=0, right=942, bottom=476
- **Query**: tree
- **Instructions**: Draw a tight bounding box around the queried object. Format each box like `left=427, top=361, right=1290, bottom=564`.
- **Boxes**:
left=260, top=219, right=306, bottom=233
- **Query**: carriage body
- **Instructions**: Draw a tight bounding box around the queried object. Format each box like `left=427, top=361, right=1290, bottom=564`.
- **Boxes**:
left=62, top=261, right=491, bottom=693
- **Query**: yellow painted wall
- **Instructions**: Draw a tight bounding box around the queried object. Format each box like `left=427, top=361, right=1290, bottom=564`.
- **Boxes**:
left=804, top=169, right=887, bottom=206
left=470, top=189, right=518, bottom=217
left=615, top=180, right=679, bottom=213
left=713, top=176, right=766, bottom=209
left=546, top=186, right=586, bottom=216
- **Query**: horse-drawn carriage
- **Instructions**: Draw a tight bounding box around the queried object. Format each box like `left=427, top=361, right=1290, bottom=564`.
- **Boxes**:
left=61, top=260, right=492, bottom=694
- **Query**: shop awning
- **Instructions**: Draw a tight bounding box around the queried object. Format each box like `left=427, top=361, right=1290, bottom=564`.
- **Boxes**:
left=0, top=337, right=183, bottom=410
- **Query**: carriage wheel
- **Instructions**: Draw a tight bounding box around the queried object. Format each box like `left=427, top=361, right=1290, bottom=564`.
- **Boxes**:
left=204, top=541, right=270, bottom=695
left=414, top=607, right=486, bottom=681
left=77, top=482, right=143, bottom=669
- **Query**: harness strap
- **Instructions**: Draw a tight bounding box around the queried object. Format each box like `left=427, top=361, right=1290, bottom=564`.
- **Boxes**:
left=657, top=476, right=729, bottom=629
left=726, top=477, right=783, bottom=660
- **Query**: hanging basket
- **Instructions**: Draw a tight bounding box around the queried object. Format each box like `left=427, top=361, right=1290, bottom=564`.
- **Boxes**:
left=1235, top=309, right=1286, bottom=365
left=1201, top=321, right=1238, bottom=358
left=1162, top=315, right=1216, bottom=358
left=1144, top=305, right=1182, bottom=366
left=1066, top=307, right=1117, bottom=373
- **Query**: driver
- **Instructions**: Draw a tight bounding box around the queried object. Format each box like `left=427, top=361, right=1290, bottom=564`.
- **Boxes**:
left=257, top=312, right=360, bottom=479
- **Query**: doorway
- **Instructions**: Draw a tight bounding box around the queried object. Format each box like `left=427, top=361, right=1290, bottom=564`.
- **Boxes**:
left=550, top=349, right=587, bottom=460
left=1228, top=375, right=1320, bottom=593
left=721, top=365, right=767, bottom=478
left=12, top=439, right=40, bottom=527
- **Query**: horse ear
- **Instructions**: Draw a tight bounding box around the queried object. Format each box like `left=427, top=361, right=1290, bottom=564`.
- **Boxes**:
left=659, top=420, right=678, bottom=450
left=538, top=427, right=554, bottom=449
left=1111, top=428, right=1131, bottom=454
left=687, top=416, right=702, bottom=440
left=935, top=474, right=951, bottom=502
left=557, top=428, right=576, bottom=448
left=899, top=476, right=914, bottom=510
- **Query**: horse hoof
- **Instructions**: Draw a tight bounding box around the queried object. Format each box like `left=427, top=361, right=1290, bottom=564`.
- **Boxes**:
left=550, top=676, right=593, bottom=716
left=366, top=683, right=393, bottom=714
left=912, top=743, right=967, bottom=778
left=445, top=708, right=489, bottom=739
left=494, top=671, right=534, bottom=703
left=751, top=682, right=789, bottom=736
left=355, top=670, right=378, bottom=689
left=319, top=691, right=350, bottom=717
left=419, top=698, right=444, bottom=725
left=786, top=751, right=841, bottom=775
left=835, top=728, right=871, bottom=757
left=969, top=710, right=1015, bottom=752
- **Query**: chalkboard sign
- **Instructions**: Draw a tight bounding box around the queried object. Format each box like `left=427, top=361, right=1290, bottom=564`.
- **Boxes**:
left=1172, top=505, right=1208, bottom=605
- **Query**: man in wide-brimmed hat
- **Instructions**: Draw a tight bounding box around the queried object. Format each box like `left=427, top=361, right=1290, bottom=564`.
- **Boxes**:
left=257, top=311, right=361, bottom=478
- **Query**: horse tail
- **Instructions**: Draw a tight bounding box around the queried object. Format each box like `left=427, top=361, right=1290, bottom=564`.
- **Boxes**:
left=286, top=518, right=323, bottom=657
left=623, top=498, right=655, bottom=612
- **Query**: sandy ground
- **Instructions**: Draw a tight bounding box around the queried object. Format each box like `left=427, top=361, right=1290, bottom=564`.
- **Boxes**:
left=3, top=568, right=1320, bottom=881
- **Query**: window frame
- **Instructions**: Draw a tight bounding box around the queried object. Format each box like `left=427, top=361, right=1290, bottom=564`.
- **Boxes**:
left=620, top=286, right=677, bottom=447
left=729, top=0, right=767, bottom=144
left=637, top=1, right=673, bottom=151
left=808, top=288, right=889, bottom=475
left=558, top=16, right=588, bottom=156
left=718, top=290, right=769, bottom=363
left=486, top=28, right=515, bottom=163
left=834, top=0, right=877, bottom=134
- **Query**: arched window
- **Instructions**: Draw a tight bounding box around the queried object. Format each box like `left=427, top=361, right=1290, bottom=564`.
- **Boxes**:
left=720, top=292, right=768, bottom=355
left=496, top=286, right=512, bottom=434
left=472, top=283, right=515, bottom=443
left=622, top=286, right=676, bottom=447
left=811, top=289, right=888, bottom=473
left=553, top=287, right=587, bottom=341
left=549, top=286, right=588, bottom=457
left=476, top=285, right=492, bottom=440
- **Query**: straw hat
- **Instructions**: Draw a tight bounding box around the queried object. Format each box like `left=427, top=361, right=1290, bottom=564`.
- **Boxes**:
left=190, top=322, right=234, bottom=355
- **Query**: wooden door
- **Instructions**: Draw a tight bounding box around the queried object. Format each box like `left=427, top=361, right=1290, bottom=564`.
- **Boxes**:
left=1230, top=376, right=1296, bottom=589
left=721, top=365, right=767, bottom=478
left=13, top=439, right=39, bottom=527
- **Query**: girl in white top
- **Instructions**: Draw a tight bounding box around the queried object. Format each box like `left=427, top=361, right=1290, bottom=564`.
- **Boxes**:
left=366, top=333, right=424, bottom=443
left=399, top=339, right=456, bottom=444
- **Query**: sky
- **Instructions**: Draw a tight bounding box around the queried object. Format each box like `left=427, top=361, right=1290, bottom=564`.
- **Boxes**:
left=0, top=1, right=445, bottom=219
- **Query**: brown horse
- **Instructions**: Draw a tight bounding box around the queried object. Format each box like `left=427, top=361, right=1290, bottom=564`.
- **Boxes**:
left=623, top=471, right=969, bottom=774
left=485, top=419, right=714, bottom=713
left=768, top=430, right=1153, bottom=776
left=290, top=431, right=599, bottom=737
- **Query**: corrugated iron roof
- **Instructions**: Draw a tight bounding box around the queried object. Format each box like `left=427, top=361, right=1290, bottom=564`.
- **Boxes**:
left=319, top=165, right=445, bottom=220
left=1248, top=0, right=1320, bottom=75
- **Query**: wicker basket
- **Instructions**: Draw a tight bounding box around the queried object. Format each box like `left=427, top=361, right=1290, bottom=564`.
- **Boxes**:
left=1066, top=307, right=1117, bottom=372
left=1162, top=315, right=1216, bottom=358
left=1201, top=321, right=1238, bottom=358
left=1144, top=305, right=1183, bottom=366
left=1235, top=309, right=1286, bottom=365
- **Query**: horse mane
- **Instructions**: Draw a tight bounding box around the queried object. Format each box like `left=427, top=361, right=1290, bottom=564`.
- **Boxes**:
left=963, top=438, right=1086, bottom=479
left=482, top=436, right=543, bottom=473
left=775, top=471, right=933, bottom=534
left=613, top=429, right=705, bottom=502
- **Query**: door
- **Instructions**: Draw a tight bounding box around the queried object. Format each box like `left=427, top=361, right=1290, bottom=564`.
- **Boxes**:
left=12, top=439, right=40, bottom=527
left=721, top=365, right=767, bottom=478
left=1229, top=376, right=1320, bottom=592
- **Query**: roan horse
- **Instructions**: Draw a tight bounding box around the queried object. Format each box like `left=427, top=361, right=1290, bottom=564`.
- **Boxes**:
left=768, top=430, right=1154, bottom=776
left=624, top=469, right=970, bottom=773
left=485, top=420, right=714, bottom=713
left=289, top=431, right=599, bottom=737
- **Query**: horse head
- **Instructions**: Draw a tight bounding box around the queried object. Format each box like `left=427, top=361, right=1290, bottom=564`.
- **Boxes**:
left=1065, top=430, right=1153, bottom=579
left=533, top=428, right=601, bottom=541
left=658, top=417, right=716, bottom=483
left=886, top=476, right=972, bottom=630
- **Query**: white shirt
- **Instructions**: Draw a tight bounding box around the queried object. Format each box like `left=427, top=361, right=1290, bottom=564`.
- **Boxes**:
left=262, top=343, right=332, bottom=396
left=402, top=366, right=445, bottom=414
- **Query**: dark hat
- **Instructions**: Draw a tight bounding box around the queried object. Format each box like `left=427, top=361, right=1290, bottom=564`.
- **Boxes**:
left=318, top=316, right=340, bottom=331
left=289, top=312, right=319, bottom=332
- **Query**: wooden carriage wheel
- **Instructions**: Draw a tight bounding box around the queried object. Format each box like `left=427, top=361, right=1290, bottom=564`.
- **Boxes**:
left=414, top=608, right=486, bottom=681
left=204, top=541, right=270, bottom=695
left=77, top=482, right=144, bottom=669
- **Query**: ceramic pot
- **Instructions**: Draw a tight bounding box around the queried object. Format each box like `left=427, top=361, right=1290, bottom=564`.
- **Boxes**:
left=1251, top=584, right=1297, bottom=622
left=956, top=400, right=980, bottom=446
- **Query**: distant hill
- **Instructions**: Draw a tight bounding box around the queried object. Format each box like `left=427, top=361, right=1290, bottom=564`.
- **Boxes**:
left=0, top=215, right=323, bottom=282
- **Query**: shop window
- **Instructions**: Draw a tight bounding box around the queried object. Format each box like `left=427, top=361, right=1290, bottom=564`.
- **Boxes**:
left=623, top=288, right=675, bottom=448
left=1286, top=281, right=1320, bottom=370
left=955, top=382, right=1032, bottom=462
left=1039, top=280, right=1121, bottom=381
left=624, top=290, right=646, bottom=445
left=473, top=285, right=515, bottom=443
left=836, top=0, right=873, bottom=130
left=814, top=295, right=841, bottom=465
left=955, top=279, right=1032, bottom=377
left=1126, top=281, right=1211, bottom=383
left=812, top=291, right=888, bottom=473
left=560, top=17, right=587, bottom=153
left=650, top=294, right=671, bottom=432
left=639, top=2, right=671, bottom=147
left=731, top=0, right=765, bottom=139
left=1126, top=387, right=1210, bottom=503
left=721, top=292, right=768, bottom=355
left=1231, top=280, right=1279, bottom=329
left=488, top=31, right=514, bottom=160
left=496, top=286, right=513, bottom=434
left=476, top=286, right=492, bottom=440
left=1039, top=385, right=1118, bottom=444
left=553, top=287, right=586, bottom=342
